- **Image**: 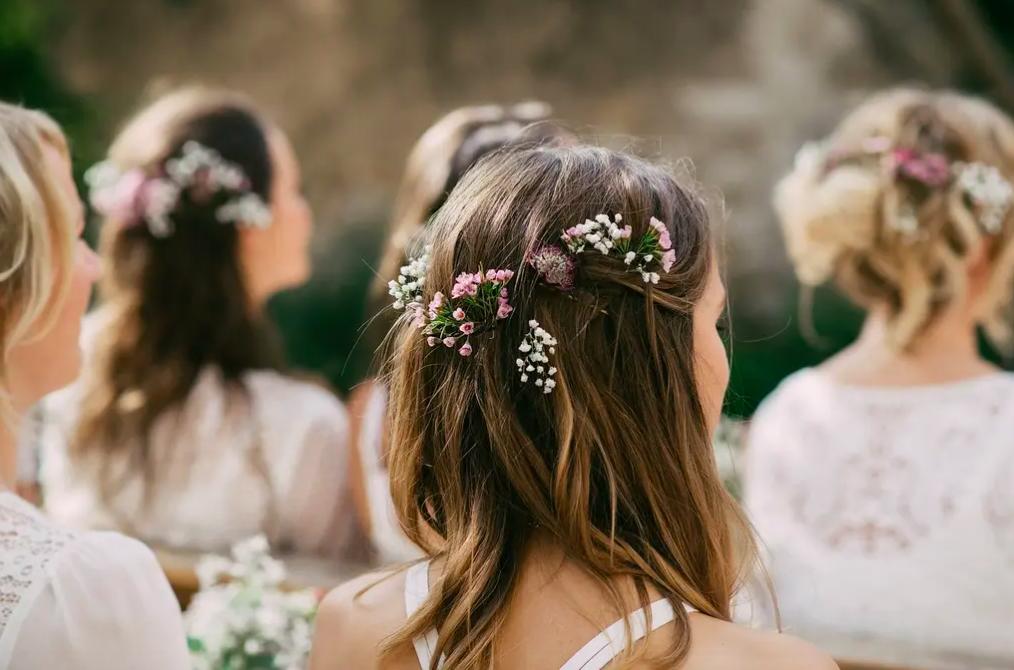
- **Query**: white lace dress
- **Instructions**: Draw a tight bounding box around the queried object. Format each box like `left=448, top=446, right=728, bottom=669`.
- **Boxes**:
left=0, top=491, right=189, bottom=668
left=744, top=369, right=1014, bottom=662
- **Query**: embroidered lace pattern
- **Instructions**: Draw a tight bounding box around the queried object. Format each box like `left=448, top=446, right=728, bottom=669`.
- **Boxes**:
left=0, top=494, right=74, bottom=642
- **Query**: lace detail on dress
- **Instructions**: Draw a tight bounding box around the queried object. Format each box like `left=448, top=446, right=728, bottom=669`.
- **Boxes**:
left=756, top=373, right=1008, bottom=556
left=0, top=493, right=75, bottom=641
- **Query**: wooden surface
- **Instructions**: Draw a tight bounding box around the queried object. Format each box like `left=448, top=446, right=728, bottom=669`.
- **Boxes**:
left=156, top=547, right=371, bottom=609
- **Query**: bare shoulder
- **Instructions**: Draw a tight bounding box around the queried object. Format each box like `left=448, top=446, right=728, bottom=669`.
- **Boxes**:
left=309, top=568, right=417, bottom=670
left=684, top=615, right=838, bottom=670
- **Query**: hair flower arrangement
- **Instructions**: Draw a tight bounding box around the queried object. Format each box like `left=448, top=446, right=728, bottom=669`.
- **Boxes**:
left=547, top=212, right=673, bottom=283
left=86, top=140, right=272, bottom=238
left=388, top=245, right=431, bottom=326
left=418, top=269, right=514, bottom=357
left=819, top=136, right=1014, bottom=237
left=516, top=320, right=558, bottom=393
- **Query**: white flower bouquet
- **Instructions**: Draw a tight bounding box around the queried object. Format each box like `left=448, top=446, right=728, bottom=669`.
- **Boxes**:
left=185, top=536, right=319, bottom=670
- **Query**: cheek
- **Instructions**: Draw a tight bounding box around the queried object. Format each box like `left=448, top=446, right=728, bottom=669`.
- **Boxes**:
left=692, top=322, right=730, bottom=429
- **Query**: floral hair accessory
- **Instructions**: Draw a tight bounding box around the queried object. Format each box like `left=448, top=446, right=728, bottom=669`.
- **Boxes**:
left=388, top=246, right=431, bottom=326
left=86, top=140, right=272, bottom=238
left=818, top=137, right=1014, bottom=237
left=528, top=243, right=576, bottom=290
left=419, top=269, right=514, bottom=357
left=516, top=320, right=557, bottom=393
left=526, top=213, right=678, bottom=288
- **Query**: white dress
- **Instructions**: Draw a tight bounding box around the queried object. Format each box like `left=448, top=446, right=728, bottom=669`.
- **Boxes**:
left=0, top=490, right=189, bottom=669
left=745, top=368, right=1014, bottom=662
left=32, top=310, right=360, bottom=559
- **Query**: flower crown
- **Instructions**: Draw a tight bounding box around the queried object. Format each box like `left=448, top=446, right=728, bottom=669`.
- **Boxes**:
left=806, top=136, right=1014, bottom=237
left=389, top=213, right=675, bottom=393
left=85, top=141, right=272, bottom=238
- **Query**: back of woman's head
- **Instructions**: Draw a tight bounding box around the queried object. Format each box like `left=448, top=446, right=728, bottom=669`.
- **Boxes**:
left=374, top=103, right=568, bottom=303
left=777, top=87, right=1014, bottom=349
left=74, top=87, right=281, bottom=493
left=385, top=143, right=754, bottom=667
left=0, top=103, right=72, bottom=419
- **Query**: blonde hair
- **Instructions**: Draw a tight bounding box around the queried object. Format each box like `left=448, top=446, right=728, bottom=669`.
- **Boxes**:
left=383, top=144, right=757, bottom=668
left=776, top=87, right=1014, bottom=350
left=0, top=102, right=74, bottom=420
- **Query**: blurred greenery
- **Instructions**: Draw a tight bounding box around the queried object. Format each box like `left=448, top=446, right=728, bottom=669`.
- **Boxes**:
left=4, top=0, right=1013, bottom=412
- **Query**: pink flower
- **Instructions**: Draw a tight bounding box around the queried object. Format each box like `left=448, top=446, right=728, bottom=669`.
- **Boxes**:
left=892, top=149, right=952, bottom=188
left=485, top=269, right=498, bottom=281
left=460, top=322, right=475, bottom=334
left=458, top=342, right=473, bottom=357
left=426, top=336, right=438, bottom=347
left=452, top=308, right=466, bottom=320
left=661, top=249, right=676, bottom=273
left=528, top=244, right=576, bottom=290
left=497, top=302, right=513, bottom=319
left=428, top=292, right=445, bottom=319
left=649, top=217, right=672, bottom=250
left=451, top=272, right=480, bottom=298
left=443, top=336, right=457, bottom=348
left=91, top=169, right=147, bottom=223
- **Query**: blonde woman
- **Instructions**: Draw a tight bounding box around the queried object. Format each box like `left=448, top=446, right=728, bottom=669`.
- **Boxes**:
left=34, top=88, right=365, bottom=558
left=351, top=103, right=568, bottom=562
left=311, top=143, right=835, bottom=669
left=0, top=102, right=188, bottom=668
left=746, top=88, right=1014, bottom=661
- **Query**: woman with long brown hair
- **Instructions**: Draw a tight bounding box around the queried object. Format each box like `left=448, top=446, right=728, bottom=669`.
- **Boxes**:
left=33, top=87, right=365, bottom=558
left=0, top=101, right=188, bottom=668
left=311, top=142, right=834, bottom=669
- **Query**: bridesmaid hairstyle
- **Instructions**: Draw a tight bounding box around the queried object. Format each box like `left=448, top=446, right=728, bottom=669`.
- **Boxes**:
left=383, top=143, right=758, bottom=668
left=777, top=87, right=1014, bottom=350
left=73, top=87, right=283, bottom=503
left=0, top=103, right=73, bottom=421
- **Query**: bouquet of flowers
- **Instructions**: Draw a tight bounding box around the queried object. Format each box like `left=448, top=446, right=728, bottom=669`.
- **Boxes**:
left=185, top=536, right=319, bottom=670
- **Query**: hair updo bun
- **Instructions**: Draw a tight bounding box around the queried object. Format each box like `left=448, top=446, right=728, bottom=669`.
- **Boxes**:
left=775, top=87, right=1014, bottom=350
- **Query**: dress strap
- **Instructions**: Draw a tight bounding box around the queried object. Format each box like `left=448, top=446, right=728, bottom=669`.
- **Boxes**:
left=560, top=599, right=695, bottom=670
left=404, top=561, right=441, bottom=669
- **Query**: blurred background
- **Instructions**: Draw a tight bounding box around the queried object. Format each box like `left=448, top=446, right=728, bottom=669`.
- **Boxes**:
left=5, top=0, right=1013, bottom=415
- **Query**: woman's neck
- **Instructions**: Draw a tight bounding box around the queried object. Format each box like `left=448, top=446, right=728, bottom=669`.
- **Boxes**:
left=823, top=305, right=997, bottom=386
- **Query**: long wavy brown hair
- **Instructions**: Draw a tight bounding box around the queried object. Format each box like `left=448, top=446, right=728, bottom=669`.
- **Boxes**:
left=382, top=143, right=757, bottom=668
left=73, top=88, right=283, bottom=505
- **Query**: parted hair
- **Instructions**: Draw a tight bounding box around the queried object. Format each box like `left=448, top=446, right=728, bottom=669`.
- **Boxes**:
left=383, top=143, right=756, bottom=668
left=0, top=103, right=73, bottom=421
left=776, top=87, right=1014, bottom=350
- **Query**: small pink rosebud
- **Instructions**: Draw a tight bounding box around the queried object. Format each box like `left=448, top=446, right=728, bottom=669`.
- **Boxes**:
left=486, top=269, right=498, bottom=281
left=452, top=308, right=466, bottom=320
left=458, top=342, right=473, bottom=357
left=427, top=336, right=438, bottom=347
left=460, top=322, right=475, bottom=334
left=662, top=249, right=676, bottom=273
left=443, top=336, right=457, bottom=348
left=497, top=303, right=513, bottom=319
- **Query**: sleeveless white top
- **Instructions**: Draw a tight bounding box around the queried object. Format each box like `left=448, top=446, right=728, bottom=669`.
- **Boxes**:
left=745, top=369, right=1014, bottom=662
left=0, top=491, right=189, bottom=669
left=403, top=560, right=695, bottom=670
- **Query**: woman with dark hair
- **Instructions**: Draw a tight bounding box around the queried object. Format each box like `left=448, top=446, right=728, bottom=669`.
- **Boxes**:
left=350, top=103, right=571, bottom=562
left=35, top=87, right=364, bottom=558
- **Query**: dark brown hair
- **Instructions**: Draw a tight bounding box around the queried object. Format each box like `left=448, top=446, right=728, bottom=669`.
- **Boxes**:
left=73, top=88, right=283, bottom=504
left=383, top=143, right=756, bottom=668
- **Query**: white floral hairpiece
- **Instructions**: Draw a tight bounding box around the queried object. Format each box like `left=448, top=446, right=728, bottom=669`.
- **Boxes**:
left=86, top=140, right=272, bottom=238
left=388, top=245, right=431, bottom=318
left=516, top=319, right=557, bottom=393
left=558, top=213, right=675, bottom=284
left=954, top=162, right=1014, bottom=235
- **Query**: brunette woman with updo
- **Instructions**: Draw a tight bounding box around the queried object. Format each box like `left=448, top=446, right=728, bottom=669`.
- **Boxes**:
left=34, top=88, right=366, bottom=559
left=311, top=143, right=835, bottom=669
left=747, top=88, right=1014, bottom=662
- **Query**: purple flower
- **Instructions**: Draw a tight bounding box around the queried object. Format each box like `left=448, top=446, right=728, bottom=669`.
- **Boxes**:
left=460, top=322, right=475, bottom=335
left=528, top=244, right=577, bottom=290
